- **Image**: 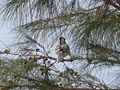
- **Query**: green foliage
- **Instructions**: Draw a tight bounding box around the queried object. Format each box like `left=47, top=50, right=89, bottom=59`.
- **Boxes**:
left=0, top=0, right=120, bottom=89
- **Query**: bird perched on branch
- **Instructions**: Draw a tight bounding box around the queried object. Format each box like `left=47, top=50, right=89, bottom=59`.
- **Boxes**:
left=55, top=37, right=71, bottom=62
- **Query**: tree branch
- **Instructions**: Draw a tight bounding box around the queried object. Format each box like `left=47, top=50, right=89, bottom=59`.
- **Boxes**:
left=0, top=73, right=65, bottom=90
left=116, top=0, right=120, bottom=5
left=0, top=50, right=120, bottom=64
left=108, top=1, right=120, bottom=10
left=19, top=5, right=103, bottom=28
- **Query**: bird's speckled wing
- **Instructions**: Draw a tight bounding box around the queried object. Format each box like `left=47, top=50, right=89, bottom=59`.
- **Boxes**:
left=60, top=44, right=71, bottom=57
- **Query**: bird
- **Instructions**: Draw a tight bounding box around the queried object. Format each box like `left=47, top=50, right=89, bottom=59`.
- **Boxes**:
left=55, top=37, right=71, bottom=62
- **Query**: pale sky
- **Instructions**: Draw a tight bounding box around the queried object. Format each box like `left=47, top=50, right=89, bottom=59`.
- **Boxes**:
left=0, top=0, right=99, bottom=50
left=0, top=0, right=119, bottom=87
left=0, top=0, right=12, bottom=50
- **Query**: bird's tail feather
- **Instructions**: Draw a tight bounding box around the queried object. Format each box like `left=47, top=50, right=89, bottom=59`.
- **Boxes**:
left=57, top=51, right=63, bottom=62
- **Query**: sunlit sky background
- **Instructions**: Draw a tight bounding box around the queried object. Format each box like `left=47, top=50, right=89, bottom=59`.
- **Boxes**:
left=0, top=0, right=119, bottom=87
left=0, top=0, right=91, bottom=49
left=0, top=0, right=13, bottom=50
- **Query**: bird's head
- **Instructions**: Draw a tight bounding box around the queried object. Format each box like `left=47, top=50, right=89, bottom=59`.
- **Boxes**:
left=59, top=37, right=66, bottom=44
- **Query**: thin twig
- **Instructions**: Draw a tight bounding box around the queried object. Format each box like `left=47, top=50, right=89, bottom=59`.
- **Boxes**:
left=0, top=51, right=120, bottom=64
left=20, top=5, right=103, bottom=28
